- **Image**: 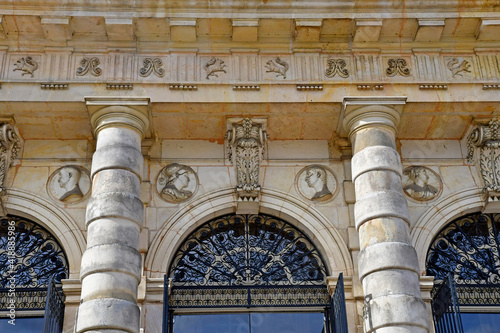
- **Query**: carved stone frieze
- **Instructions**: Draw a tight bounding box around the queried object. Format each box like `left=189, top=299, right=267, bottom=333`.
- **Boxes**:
left=467, top=119, right=500, bottom=211
left=325, top=58, right=349, bottom=78
left=139, top=57, right=165, bottom=77
left=226, top=118, right=268, bottom=212
left=386, top=58, right=410, bottom=77
left=76, top=57, right=102, bottom=76
left=447, top=57, right=471, bottom=77
left=265, top=57, right=289, bottom=79
left=0, top=123, right=20, bottom=196
left=204, top=57, right=227, bottom=79
left=13, top=57, right=38, bottom=77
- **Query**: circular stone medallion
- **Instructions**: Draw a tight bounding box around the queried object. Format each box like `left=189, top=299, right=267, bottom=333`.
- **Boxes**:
left=156, top=164, right=198, bottom=203
left=295, top=165, right=338, bottom=203
left=402, top=166, right=442, bottom=202
left=47, top=166, right=91, bottom=205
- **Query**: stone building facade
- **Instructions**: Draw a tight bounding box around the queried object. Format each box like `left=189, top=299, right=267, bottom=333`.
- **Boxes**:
left=0, top=1, right=500, bottom=332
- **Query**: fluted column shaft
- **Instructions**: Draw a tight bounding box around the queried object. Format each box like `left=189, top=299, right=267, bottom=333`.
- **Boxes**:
left=343, top=99, right=429, bottom=333
left=77, top=104, right=149, bottom=333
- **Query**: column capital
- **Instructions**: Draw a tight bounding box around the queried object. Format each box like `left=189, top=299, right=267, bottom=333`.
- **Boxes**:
left=85, top=96, right=151, bottom=139
left=340, top=97, right=407, bottom=139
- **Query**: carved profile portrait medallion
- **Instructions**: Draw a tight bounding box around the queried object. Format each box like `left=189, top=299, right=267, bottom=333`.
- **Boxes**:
left=402, top=166, right=442, bottom=202
left=47, top=166, right=91, bottom=204
left=156, top=164, right=198, bottom=203
left=296, top=165, right=338, bottom=203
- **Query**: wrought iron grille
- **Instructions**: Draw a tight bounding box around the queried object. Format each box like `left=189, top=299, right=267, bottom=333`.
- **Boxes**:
left=426, top=212, right=500, bottom=285
left=43, top=276, right=66, bottom=333
left=168, top=214, right=327, bottom=287
left=431, top=274, right=464, bottom=333
left=327, top=273, right=348, bottom=333
left=0, top=216, right=69, bottom=288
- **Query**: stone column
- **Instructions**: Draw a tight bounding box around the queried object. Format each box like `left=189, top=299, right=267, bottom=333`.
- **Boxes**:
left=77, top=98, right=150, bottom=333
left=342, top=97, right=429, bottom=333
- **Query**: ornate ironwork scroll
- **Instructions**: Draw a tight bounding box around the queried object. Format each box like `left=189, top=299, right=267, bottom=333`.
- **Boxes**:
left=168, top=214, right=327, bottom=287
left=0, top=123, right=20, bottom=196
left=0, top=216, right=69, bottom=288
left=426, top=213, right=500, bottom=285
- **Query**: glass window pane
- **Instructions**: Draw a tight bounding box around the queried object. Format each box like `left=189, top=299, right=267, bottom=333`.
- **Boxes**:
left=251, top=312, right=325, bottom=333
left=174, top=313, right=250, bottom=333
left=0, top=317, right=44, bottom=332
left=462, top=313, right=500, bottom=333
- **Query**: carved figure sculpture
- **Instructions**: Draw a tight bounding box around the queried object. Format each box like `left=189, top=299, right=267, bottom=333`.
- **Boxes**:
left=403, top=166, right=439, bottom=201
left=158, top=163, right=194, bottom=202
left=305, top=166, right=332, bottom=201
left=57, top=166, right=84, bottom=201
left=265, top=57, right=289, bottom=79
left=0, top=123, right=20, bottom=196
left=13, top=57, right=38, bottom=77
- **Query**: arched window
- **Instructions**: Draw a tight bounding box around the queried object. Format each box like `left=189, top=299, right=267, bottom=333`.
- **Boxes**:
left=164, top=214, right=346, bottom=333
left=0, top=215, right=68, bottom=332
left=427, top=212, right=500, bottom=333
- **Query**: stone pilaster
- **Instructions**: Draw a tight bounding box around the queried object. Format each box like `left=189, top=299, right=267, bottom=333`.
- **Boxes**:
left=342, top=97, right=429, bottom=333
left=77, top=97, right=150, bottom=333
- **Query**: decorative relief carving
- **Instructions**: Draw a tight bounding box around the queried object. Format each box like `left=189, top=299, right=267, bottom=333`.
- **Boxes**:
left=296, top=165, right=338, bottom=203
left=325, top=59, right=349, bottom=78
left=13, top=57, right=38, bottom=77
left=265, top=57, right=289, bottom=79
left=156, top=164, right=198, bottom=203
left=139, top=58, right=165, bottom=78
left=467, top=119, right=500, bottom=192
left=419, top=84, right=448, bottom=90
left=47, top=166, right=91, bottom=204
left=447, top=58, right=471, bottom=77
left=386, top=58, right=410, bottom=77
left=41, top=83, right=68, bottom=90
left=76, top=57, right=102, bottom=77
left=0, top=123, right=20, bottom=196
left=483, top=84, right=500, bottom=90
left=106, top=83, right=133, bottom=90
left=226, top=118, right=268, bottom=209
left=358, top=85, right=384, bottom=90
left=402, top=166, right=442, bottom=202
left=233, top=85, right=260, bottom=91
left=204, top=57, right=227, bottom=79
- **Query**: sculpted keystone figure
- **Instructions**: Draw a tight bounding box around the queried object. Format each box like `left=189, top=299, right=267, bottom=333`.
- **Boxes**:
left=305, top=166, right=332, bottom=201
left=57, top=166, right=84, bottom=201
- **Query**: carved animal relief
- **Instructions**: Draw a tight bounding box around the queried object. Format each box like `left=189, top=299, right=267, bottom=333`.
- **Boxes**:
left=265, top=57, right=289, bottom=79
left=325, top=59, right=349, bottom=78
left=204, top=58, right=227, bottom=79
left=226, top=118, right=268, bottom=199
left=386, top=58, right=410, bottom=77
left=0, top=123, right=20, bottom=196
left=447, top=58, right=471, bottom=77
left=13, top=57, right=38, bottom=78
left=139, top=58, right=165, bottom=78
left=76, top=57, right=102, bottom=77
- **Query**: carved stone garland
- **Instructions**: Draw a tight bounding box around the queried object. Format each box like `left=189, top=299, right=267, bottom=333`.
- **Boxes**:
left=0, top=123, right=20, bottom=197
left=226, top=118, right=268, bottom=214
left=467, top=119, right=500, bottom=212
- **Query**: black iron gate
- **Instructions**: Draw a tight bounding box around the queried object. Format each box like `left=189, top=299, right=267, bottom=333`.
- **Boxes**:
left=42, top=276, right=66, bottom=333
left=326, top=273, right=348, bottom=333
left=431, top=274, right=464, bottom=333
